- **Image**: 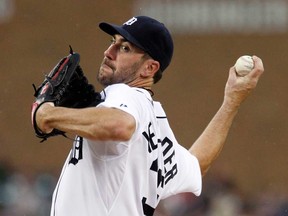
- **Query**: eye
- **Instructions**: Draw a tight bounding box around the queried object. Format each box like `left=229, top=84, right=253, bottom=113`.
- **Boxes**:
left=110, top=38, right=116, bottom=45
left=120, top=45, right=130, bottom=52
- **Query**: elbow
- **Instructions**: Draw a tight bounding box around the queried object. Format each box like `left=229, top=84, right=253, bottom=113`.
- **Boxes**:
left=107, top=120, right=134, bottom=141
left=200, top=165, right=211, bottom=177
left=198, top=157, right=213, bottom=177
left=190, top=149, right=215, bottom=177
left=193, top=152, right=212, bottom=177
left=110, top=113, right=136, bottom=141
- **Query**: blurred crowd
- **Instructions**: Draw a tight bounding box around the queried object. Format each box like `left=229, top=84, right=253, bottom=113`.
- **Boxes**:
left=155, top=174, right=288, bottom=216
left=0, top=162, right=56, bottom=216
left=0, top=162, right=288, bottom=216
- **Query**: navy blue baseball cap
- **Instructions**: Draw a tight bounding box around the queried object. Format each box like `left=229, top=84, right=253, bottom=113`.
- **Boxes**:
left=99, top=16, right=174, bottom=72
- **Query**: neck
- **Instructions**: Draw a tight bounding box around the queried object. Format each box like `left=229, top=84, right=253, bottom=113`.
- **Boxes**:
left=126, top=78, right=154, bottom=96
left=127, top=77, right=154, bottom=89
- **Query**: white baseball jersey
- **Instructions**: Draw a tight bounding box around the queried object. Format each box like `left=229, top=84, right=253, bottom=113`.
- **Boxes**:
left=50, top=83, right=202, bottom=216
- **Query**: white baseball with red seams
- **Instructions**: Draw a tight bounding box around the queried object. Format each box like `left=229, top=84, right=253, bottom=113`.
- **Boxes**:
left=235, top=55, right=254, bottom=76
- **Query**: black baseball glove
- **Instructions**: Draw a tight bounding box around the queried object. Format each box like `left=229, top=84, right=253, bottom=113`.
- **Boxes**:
left=31, top=46, right=102, bottom=142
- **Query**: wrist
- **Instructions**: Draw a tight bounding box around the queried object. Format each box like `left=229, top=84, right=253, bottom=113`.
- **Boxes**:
left=36, top=102, right=55, bottom=134
left=221, top=97, right=241, bottom=113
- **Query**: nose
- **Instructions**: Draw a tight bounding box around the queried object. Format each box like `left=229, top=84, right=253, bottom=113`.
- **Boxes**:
left=104, top=44, right=116, bottom=60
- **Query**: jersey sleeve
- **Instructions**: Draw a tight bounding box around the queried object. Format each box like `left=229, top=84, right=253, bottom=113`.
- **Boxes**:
left=169, top=144, right=202, bottom=196
left=153, top=102, right=202, bottom=199
left=160, top=144, right=202, bottom=199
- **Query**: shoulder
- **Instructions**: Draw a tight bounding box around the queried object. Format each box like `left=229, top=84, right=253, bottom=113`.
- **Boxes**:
left=104, top=83, right=131, bottom=92
left=101, top=84, right=132, bottom=98
left=103, top=84, right=152, bottom=101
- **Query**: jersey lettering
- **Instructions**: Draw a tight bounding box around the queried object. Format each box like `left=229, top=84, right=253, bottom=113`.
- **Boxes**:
left=142, top=122, right=158, bottom=153
left=162, top=137, right=173, bottom=156
left=157, top=168, right=165, bottom=188
left=142, top=197, right=155, bottom=216
left=165, top=163, right=178, bottom=184
left=69, top=136, right=83, bottom=165
left=141, top=122, right=178, bottom=213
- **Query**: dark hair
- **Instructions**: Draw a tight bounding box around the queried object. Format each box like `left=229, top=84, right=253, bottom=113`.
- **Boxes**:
left=153, top=69, right=163, bottom=84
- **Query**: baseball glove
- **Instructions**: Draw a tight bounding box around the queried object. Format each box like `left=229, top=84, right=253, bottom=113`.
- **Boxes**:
left=31, top=46, right=102, bottom=142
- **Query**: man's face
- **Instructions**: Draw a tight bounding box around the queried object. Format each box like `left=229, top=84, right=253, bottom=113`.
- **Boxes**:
left=98, top=34, right=147, bottom=87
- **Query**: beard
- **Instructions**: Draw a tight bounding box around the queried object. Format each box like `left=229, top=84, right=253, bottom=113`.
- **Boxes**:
left=97, top=58, right=142, bottom=87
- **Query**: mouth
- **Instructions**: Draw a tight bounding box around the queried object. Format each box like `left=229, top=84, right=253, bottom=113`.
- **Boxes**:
left=100, top=63, right=113, bottom=76
left=102, top=59, right=114, bottom=70
left=101, top=63, right=111, bottom=70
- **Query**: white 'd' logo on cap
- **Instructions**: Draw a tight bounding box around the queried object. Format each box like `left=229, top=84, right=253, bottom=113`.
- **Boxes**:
left=124, top=17, right=137, bottom=25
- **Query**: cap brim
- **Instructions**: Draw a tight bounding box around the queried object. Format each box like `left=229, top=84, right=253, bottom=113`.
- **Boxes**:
left=99, top=22, right=146, bottom=51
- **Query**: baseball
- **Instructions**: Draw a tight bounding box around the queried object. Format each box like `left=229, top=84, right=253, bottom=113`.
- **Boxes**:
left=234, top=55, right=254, bottom=76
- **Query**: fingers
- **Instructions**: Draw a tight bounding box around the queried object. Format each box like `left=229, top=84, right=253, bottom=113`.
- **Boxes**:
left=224, top=55, right=264, bottom=103
left=229, top=66, right=237, bottom=78
left=248, top=55, right=264, bottom=79
left=252, top=55, right=264, bottom=70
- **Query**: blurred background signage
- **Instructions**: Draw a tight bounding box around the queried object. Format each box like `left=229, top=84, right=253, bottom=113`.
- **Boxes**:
left=135, top=0, right=288, bottom=34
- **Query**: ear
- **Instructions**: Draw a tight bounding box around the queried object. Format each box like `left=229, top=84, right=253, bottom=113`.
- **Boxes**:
left=141, top=59, right=160, bottom=78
